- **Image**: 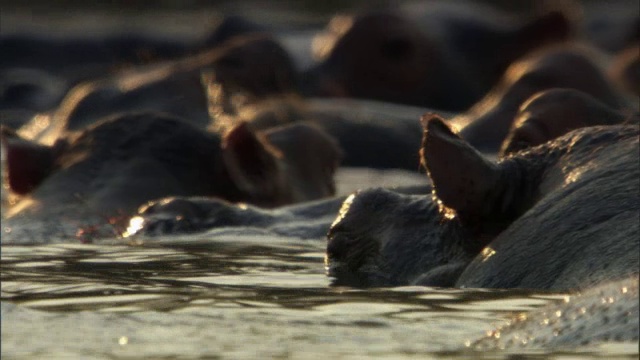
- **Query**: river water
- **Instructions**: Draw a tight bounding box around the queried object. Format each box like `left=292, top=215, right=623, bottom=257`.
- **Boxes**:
left=1, top=3, right=638, bottom=359
left=2, top=204, right=638, bottom=359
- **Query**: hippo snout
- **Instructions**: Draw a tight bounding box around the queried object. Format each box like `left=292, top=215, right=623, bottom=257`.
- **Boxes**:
left=326, top=224, right=385, bottom=287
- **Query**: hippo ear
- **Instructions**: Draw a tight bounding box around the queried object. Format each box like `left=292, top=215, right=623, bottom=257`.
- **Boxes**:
left=221, top=122, right=283, bottom=198
left=1, top=127, right=55, bottom=195
left=420, top=114, right=500, bottom=221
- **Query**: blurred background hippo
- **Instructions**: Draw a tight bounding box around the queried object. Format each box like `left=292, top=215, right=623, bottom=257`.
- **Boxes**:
left=450, top=43, right=629, bottom=153
left=1, top=111, right=341, bottom=243
left=500, top=88, right=639, bottom=155
left=610, top=44, right=640, bottom=98
left=326, top=117, right=639, bottom=289
left=304, top=3, right=571, bottom=111
left=0, top=15, right=267, bottom=129
left=14, top=33, right=298, bottom=145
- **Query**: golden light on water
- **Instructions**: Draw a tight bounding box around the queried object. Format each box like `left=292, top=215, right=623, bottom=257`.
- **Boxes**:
left=118, top=336, right=129, bottom=346
left=122, top=216, right=145, bottom=238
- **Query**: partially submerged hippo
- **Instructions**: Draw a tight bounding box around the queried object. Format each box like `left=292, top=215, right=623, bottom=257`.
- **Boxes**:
left=326, top=115, right=639, bottom=290
left=2, top=111, right=341, bottom=243
left=17, top=34, right=297, bottom=146
left=210, top=97, right=430, bottom=170
left=0, top=15, right=265, bottom=84
left=453, top=44, right=626, bottom=153
left=500, top=88, right=639, bottom=155
left=0, top=15, right=267, bottom=131
left=472, top=276, right=639, bottom=350
left=305, top=6, right=570, bottom=111
left=610, top=44, right=640, bottom=97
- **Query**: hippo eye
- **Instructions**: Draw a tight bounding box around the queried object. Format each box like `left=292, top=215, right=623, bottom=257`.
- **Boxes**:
left=380, top=38, right=413, bottom=61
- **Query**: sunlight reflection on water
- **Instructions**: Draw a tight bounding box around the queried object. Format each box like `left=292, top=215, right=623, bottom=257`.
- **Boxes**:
left=2, top=238, right=635, bottom=359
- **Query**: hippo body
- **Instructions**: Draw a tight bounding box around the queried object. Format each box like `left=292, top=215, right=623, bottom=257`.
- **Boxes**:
left=326, top=118, right=639, bottom=290
left=306, top=3, right=570, bottom=111
left=472, top=276, right=639, bottom=350
left=455, top=127, right=639, bottom=290
left=16, top=34, right=297, bottom=145
left=455, top=44, right=627, bottom=154
left=610, top=44, right=640, bottom=98
left=500, top=88, right=638, bottom=155
left=2, top=111, right=341, bottom=243
left=0, top=15, right=264, bottom=83
left=213, top=97, right=433, bottom=171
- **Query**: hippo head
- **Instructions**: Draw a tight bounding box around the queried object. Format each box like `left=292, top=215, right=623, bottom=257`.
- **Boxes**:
left=3, top=112, right=340, bottom=224
left=305, top=12, right=460, bottom=109
left=326, top=115, right=534, bottom=287
left=203, top=35, right=298, bottom=118
left=610, top=44, right=640, bottom=97
left=500, top=88, right=629, bottom=155
left=457, top=44, right=623, bottom=153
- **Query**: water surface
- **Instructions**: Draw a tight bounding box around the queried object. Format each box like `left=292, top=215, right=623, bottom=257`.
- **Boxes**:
left=2, top=234, right=637, bottom=359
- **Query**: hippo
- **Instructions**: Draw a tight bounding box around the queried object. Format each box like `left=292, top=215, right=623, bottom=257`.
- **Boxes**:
left=610, top=44, right=640, bottom=98
left=326, top=115, right=639, bottom=290
left=210, top=96, right=431, bottom=170
left=305, top=5, right=570, bottom=111
left=1, top=111, right=341, bottom=243
left=454, top=44, right=626, bottom=153
left=471, top=276, right=639, bottom=350
left=0, top=15, right=265, bottom=85
left=123, top=181, right=429, bottom=240
left=0, top=68, right=69, bottom=130
left=17, top=34, right=297, bottom=145
left=500, top=88, right=639, bottom=155
left=0, top=15, right=274, bottom=133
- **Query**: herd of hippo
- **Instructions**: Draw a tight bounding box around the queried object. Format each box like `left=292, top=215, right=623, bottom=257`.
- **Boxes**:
left=1, top=0, right=638, bottom=352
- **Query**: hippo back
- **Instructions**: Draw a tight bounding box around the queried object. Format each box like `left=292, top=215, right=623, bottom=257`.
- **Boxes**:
left=456, top=124, right=640, bottom=290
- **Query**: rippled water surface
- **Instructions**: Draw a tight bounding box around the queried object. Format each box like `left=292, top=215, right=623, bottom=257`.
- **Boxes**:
left=2, top=234, right=637, bottom=359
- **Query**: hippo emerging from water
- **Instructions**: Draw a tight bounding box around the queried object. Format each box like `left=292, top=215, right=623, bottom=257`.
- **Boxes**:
left=1, top=111, right=341, bottom=243
left=326, top=116, right=639, bottom=290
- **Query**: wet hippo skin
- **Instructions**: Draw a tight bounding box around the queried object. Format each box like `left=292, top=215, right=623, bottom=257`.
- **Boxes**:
left=326, top=116, right=638, bottom=290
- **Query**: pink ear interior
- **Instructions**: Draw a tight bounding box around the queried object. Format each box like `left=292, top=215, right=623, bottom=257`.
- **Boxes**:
left=222, top=122, right=279, bottom=196
left=3, top=136, right=54, bottom=195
